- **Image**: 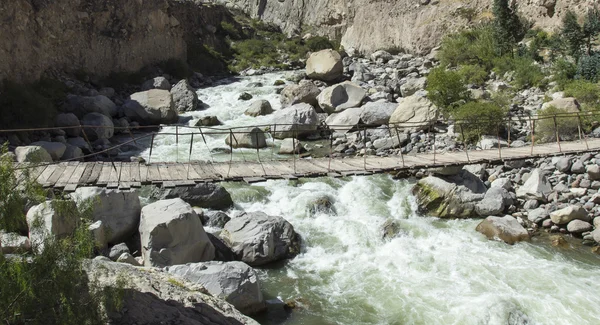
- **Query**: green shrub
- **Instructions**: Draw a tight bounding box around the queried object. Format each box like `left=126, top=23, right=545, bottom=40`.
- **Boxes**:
left=458, top=64, right=489, bottom=85
left=576, top=54, right=600, bottom=82
left=438, top=25, right=497, bottom=69
left=552, top=58, right=578, bottom=89
left=453, top=101, right=507, bottom=143
left=305, top=36, right=336, bottom=52
left=220, top=21, right=241, bottom=39
left=426, top=67, right=470, bottom=115
left=536, top=105, right=580, bottom=142
left=512, top=57, right=545, bottom=88
left=564, top=80, right=600, bottom=104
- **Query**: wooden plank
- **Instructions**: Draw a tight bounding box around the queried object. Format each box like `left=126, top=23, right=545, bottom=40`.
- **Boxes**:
left=192, top=163, right=222, bottom=180
left=147, top=164, right=161, bottom=183
left=130, top=163, right=141, bottom=182
left=97, top=163, right=113, bottom=185
left=85, top=163, right=104, bottom=185
left=55, top=162, right=79, bottom=188
left=67, top=163, right=87, bottom=186
left=78, top=163, right=95, bottom=185
left=163, top=181, right=176, bottom=188
left=158, top=164, right=171, bottom=182
left=244, top=177, right=266, bottom=183
left=139, top=164, right=148, bottom=183
left=107, top=162, right=122, bottom=184
left=36, top=164, right=56, bottom=185
left=64, top=184, right=79, bottom=192
left=183, top=163, right=203, bottom=180
left=172, top=164, right=196, bottom=185
left=45, top=163, right=68, bottom=187
left=120, top=163, right=132, bottom=183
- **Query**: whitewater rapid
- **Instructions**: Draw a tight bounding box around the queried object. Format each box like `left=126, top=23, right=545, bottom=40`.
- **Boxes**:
left=143, top=72, right=600, bottom=325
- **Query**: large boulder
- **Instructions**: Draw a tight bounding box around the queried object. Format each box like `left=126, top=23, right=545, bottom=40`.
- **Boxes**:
left=278, top=138, right=304, bottom=154
left=151, top=183, right=233, bottom=210
left=139, top=198, right=215, bottom=267
left=567, top=219, right=593, bottom=234
left=26, top=200, right=78, bottom=249
left=30, top=141, right=66, bottom=161
left=67, top=137, right=92, bottom=154
left=15, top=146, right=53, bottom=163
left=123, top=89, right=178, bottom=125
left=271, top=103, right=319, bottom=139
left=325, top=107, right=362, bottom=134
left=225, top=127, right=267, bottom=149
left=412, top=170, right=486, bottom=218
left=73, top=187, right=141, bottom=245
left=400, top=77, right=427, bottom=97
left=586, top=164, right=600, bottom=180
left=305, top=49, right=343, bottom=81
left=317, top=81, right=366, bottom=114
left=476, top=215, right=530, bottom=245
left=0, top=232, right=31, bottom=254
left=220, top=212, right=301, bottom=266
left=81, top=113, right=114, bottom=141
left=167, top=261, right=266, bottom=315
left=64, top=95, right=117, bottom=118
left=85, top=258, right=260, bottom=325
left=360, top=101, right=397, bottom=126
left=54, top=113, right=81, bottom=137
left=541, top=97, right=580, bottom=112
left=549, top=205, right=589, bottom=225
left=245, top=100, right=273, bottom=117
left=171, top=79, right=200, bottom=112
left=280, top=81, right=321, bottom=107
left=61, top=144, right=84, bottom=161
left=389, top=93, right=438, bottom=132
left=516, top=169, right=552, bottom=202
left=475, top=187, right=512, bottom=216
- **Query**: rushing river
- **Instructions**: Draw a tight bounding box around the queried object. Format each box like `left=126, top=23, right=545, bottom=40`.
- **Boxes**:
left=145, top=73, right=600, bottom=325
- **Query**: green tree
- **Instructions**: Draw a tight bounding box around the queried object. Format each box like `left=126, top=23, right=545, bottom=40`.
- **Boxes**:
left=426, top=67, right=470, bottom=115
left=582, top=7, right=600, bottom=55
left=492, top=0, right=525, bottom=56
left=453, top=101, right=508, bottom=143
left=562, top=10, right=585, bottom=57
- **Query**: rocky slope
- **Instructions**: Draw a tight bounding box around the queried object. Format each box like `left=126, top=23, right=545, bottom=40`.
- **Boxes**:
left=219, top=0, right=594, bottom=54
left=0, top=0, right=234, bottom=83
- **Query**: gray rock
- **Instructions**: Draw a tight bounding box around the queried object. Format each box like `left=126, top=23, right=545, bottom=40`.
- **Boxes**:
left=116, top=252, right=142, bottom=266
left=55, top=113, right=81, bottom=137
left=0, top=232, right=31, bottom=254
left=151, top=183, right=233, bottom=210
left=516, top=169, right=551, bottom=202
left=317, top=81, right=366, bottom=114
left=203, top=211, right=231, bottom=228
left=123, top=89, right=178, bottom=125
left=555, top=157, right=572, bottom=173
left=245, top=100, right=273, bottom=117
left=476, top=215, right=530, bottom=245
left=15, top=146, right=53, bottom=163
left=571, top=160, right=586, bottom=173
left=139, top=198, right=215, bottom=267
left=325, top=107, right=362, bottom=134
left=370, top=50, right=393, bottom=62
left=225, top=127, right=267, bottom=149
left=400, top=77, right=427, bottom=97
left=478, top=136, right=509, bottom=150
left=550, top=205, right=589, bottom=225
left=109, top=243, right=131, bottom=261
left=412, top=173, right=485, bottom=218
left=359, top=101, right=397, bottom=125
left=84, top=258, right=260, bottom=325
left=171, top=79, right=200, bottom=112
left=475, top=187, right=509, bottom=216
left=491, top=178, right=512, bottom=190
left=278, top=138, right=305, bottom=154
left=29, top=141, right=66, bottom=161
left=26, top=200, right=78, bottom=250
left=523, top=199, right=539, bottom=210
left=167, top=261, right=266, bottom=315
left=527, top=208, right=549, bottom=223
left=306, top=49, right=343, bottom=81
left=220, top=212, right=301, bottom=266
left=587, top=164, right=600, bottom=180
left=389, top=92, right=438, bottom=132
left=66, top=137, right=92, bottom=154
left=81, top=112, right=114, bottom=141
left=64, top=95, right=117, bottom=118
left=74, top=187, right=141, bottom=245
left=280, top=81, right=320, bottom=107
left=195, top=116, right=221, bottom=127
left=143, top=77, right=171, bottom=90
left=372, top=135, right=409, bottom=150
left=381, top=219, right=401, bottom=240
left=61, top=144, right=83, bottom=161
left=567, top=219, right=593, bottom=234
left=271, top=103, right=319, bottom=139
left=306, top=195, right=336, bottom=216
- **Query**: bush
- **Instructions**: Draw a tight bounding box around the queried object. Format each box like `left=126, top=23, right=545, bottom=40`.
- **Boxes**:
left=512, top=57, right=545, bottom=88
left=453, top=101, right=507, bottom=143
left=458, top=64, right=489, bottom=85
left=564, top=80, right=600, bottom=104
left=536, top=105, right=580, bottom=142
left=305, top=36, right=336, bottom=52
left=552, top=58, right=578, bottom=89
left=426, top=67, right=470, bottom=115
left=438, top=25, right=497, bottom=69
left=220, top=21, right=241, bottom=39
left=576, top=54, right=600, bottom=82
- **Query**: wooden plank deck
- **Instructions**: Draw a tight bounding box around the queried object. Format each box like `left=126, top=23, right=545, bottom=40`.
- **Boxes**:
left=14, top=138, right=600, bottom=191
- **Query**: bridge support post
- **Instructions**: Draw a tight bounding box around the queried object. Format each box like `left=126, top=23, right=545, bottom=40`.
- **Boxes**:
left=187, top=133, right=194, bottom=180
left=292, top=129, right=297, bottom=174
left=530, top=117, right=535, bottom=155
left=459, top=124, right=470, bottom=163
left=497, top=123, right=502, bottom=159
left=553, top=116, right=562, bottom=153
left=148, top=133, right=155, bottom=165
left=363, top=126, right=367, bottom=170
left=577, top=113, right=589, bottom=150
left=393, top=125, right=405, bottom=168
left=175, top=125, right=179, bottom=163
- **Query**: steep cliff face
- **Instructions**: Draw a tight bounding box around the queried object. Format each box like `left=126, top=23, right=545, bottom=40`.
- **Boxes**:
left=221, top=0, right=594, bottom=55
left=0, top=0, right=236, bottom=83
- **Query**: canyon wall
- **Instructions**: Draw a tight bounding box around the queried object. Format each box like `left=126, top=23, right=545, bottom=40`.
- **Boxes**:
left=220, top=0, right=594, bottom=55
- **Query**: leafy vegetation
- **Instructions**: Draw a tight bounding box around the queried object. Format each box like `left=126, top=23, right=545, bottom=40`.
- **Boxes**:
left=535, top=105, right=581, bottom=142
left=425, top=67, right=469, bottom=115
left=453, top=101, right=508, bottom=143
left=563, top=80, right=600, bottom=105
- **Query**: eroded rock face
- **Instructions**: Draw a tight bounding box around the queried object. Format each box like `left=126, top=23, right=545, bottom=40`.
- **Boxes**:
left=167, top=262, right=267, bottom=315
left=476, top=215, right=530, bottom=245
left=84, top=258, right=260, bottom=325
left=139, top=198, right=215, bottom=267
left=220, top=212, right=301, bottom=266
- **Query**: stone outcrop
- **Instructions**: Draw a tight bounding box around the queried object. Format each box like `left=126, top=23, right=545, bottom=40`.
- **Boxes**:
left=271, top=103, right=319, bottom=139
left=317, top=81, right=366, bottom=114
left=151, top=183, right=234, bottom=210
left=167, top=261, right=267, bottom=315
left=220, top=212, right=301, bottom=266
left=139, top=198, right=215, bottom=267
left=123, top=89, right=178, bottom=125
left=224, top=0, right=593, bottom=55
left=85, top=258, right=260, bottom=325
left=476, top=215, right=530, bottom=245
left=225, top=127, right=268, bottom=149
left=305, top=49, right=343, bottom=81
